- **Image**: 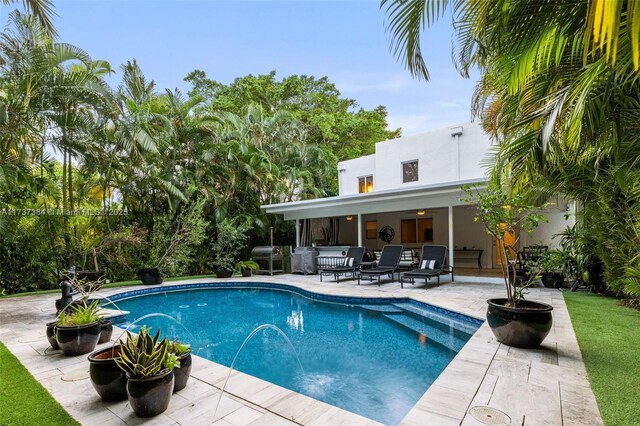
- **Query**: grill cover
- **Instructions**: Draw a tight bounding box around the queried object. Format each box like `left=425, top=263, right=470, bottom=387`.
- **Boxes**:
left=291, top=247, right=318, bottom=274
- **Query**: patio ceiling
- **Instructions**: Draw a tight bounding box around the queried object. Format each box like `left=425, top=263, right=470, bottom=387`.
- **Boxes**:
left=262, top=178, right=487, bottom=220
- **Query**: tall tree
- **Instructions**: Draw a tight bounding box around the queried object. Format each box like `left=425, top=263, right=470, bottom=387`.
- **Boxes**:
left=382, top=0, right=640, bottom=296
left=184, top=70, right=400, bottom=163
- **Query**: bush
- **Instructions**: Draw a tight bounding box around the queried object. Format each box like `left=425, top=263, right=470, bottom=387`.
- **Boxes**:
left=210, top=218, right=251, bottom=271
left=146, top=199, right=208, bottom=277
left=0, top=215, right=66, bottom=294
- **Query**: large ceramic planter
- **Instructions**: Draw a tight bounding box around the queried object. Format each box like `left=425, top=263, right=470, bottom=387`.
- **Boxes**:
left=241, top=269, right=252, bottom=278
left=56, top=321, right=101, bottom=356
left=75, top=270, right=106, bottom=282
left=88, top=345, right=127, bottom=402
left=215, top=269, right=233, bottom=278
left=486, top=298, right=554, bottom=348
left=127, top=370, right=174, bottom=417
left=173, top=351, right=192, bottom=392
left=46, top=321, right=60, bottom=350
left=136, top=268, right=163, bottom=285
left=98, top=319, right=113, bottom=344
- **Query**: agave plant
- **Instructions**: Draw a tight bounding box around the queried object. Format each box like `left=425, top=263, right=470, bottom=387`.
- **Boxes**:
left=115, top=327, right=178, bottom=379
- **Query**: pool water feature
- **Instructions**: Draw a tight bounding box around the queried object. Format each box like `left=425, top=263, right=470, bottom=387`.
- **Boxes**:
left=112, top=285, right=481, bottom=425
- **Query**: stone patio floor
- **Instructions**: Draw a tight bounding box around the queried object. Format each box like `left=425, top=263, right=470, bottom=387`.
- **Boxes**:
left=0, top=274, right=604, bottom=425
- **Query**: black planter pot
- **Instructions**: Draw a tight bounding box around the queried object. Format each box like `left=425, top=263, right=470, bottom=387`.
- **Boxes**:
left=241, top=269, right=252, bottom=278
left=215, top=269, right=234, bottom=278
left=541, top=272, right=563, bottom=289
left=127, top=370, right=174, bottom=417
left=136, top=268, right=164, bottom=285
left=46, top=321, right=60, bottom=350
left=98, top=319, right=113, bottom=344
left=56, top=321, right=101, bottom=356
left=75, top=270, right=107, bottom=282
left=173, top=351, right=192, bottom=392
left=88, top=345, right=128, bottom=402
left=486, top=298, right=554, bottom=348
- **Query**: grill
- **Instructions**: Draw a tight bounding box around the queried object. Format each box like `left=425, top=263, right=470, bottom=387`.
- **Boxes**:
left=251, top=246, right=284, bottom=275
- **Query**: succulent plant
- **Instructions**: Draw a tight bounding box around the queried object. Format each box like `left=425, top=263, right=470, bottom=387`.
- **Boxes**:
left=115, top=327, right=177, bottom=379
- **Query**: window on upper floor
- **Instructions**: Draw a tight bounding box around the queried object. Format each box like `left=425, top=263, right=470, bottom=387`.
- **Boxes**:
left=402, top=160, right=419, bottom=183
left=358, top=175, right=374, bottom=193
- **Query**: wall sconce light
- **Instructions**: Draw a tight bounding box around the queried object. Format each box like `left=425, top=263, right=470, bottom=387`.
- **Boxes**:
left=417, top=210, right=426, bottom=216
left=346, top=215, right=353, bottom=221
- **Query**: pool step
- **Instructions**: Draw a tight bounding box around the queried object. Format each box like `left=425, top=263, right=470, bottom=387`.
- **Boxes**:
left=358, top=304, right=404, bottom=314
left=392, top=303, right=479, bottom=335
left=382, top=314, right=469, bottom=352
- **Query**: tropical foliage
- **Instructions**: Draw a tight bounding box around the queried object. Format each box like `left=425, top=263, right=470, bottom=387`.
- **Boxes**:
left=0, top=6, right=398, bottom=294
left=383, top=0, right=640, bottom=299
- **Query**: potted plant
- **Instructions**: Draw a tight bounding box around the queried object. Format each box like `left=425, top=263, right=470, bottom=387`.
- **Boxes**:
left=235, top=260, right=259, bottom=277
left=50, top=276, right=105, bottom=350
left=115, top=327, right=178, bottom=418
left=210, top=218, right=251, bottom=278
left=46, top=321, right=60, bottom=350
left=98, top=318, right=113, bottom=344
left=463, top=184, right=554, bottom=348
left=169, top=340, right=192, bottom=392
left=136, top=267, right=164, bottom=285
left=88, top=344, right=128, bottom=402
left=555, top=225, right=595, bottom=291
left=55, top=301, right=102, bottom=356
left=537, top=250, right=565, bottom=288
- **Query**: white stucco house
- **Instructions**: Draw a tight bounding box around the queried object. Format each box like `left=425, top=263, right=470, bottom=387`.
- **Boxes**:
left=262, top=122, right=574, bottom=272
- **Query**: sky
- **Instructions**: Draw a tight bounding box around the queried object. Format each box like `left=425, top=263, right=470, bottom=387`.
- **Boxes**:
left=5, top=1, right=480, bottom=135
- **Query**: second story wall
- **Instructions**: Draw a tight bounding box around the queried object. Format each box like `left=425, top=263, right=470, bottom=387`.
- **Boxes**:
left=338, top=122, right=493, bottom=195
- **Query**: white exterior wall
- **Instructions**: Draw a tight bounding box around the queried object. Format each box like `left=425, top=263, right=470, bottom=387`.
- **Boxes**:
left=337, top=155, right=375, bottom=195
left=338, top=122, right=492, bottom=195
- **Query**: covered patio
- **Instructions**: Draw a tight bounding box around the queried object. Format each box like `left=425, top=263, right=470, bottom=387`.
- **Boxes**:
left=263, top=178, right=501, bottom=274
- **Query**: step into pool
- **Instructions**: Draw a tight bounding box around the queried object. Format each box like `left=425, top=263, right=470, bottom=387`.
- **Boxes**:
left=110, top=284, right=481, bottom=425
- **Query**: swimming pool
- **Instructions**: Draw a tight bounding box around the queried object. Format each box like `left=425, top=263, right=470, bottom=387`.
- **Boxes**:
left=109, top=283, right=481, bottom=425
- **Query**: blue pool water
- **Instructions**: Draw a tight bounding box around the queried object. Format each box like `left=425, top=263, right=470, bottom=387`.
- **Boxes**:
left=111, top=285, right=480, bottom=425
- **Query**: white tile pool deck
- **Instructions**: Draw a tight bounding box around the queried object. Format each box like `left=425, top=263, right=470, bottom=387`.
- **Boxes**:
left=0, top=275, right=604, bottom=426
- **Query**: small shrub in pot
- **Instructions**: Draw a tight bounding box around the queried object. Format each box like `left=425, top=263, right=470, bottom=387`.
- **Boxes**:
left=115, top=327, right=178, bottom=417
left=55, top=301, right=102, bottom=356
left=169, top=340, right=192, bottom=392
left=235, top=260, right=259, bottom=278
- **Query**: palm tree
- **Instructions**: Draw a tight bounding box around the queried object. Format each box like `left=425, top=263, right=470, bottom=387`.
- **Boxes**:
left=2, top=0, right=57, bottom=37
left=382, top=0, right=640, bottom=296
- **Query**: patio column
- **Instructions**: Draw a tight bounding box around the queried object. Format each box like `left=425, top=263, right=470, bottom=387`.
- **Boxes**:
left=357, top=214, right=363, bottom=247
left=448, top=205, right=454, bottom=268
left=295, top=219, right=301, bottom=248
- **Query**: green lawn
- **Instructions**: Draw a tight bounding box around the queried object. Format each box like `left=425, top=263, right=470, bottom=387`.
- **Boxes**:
left=0, top=341, right=79, bottom=426
left=564, top=291, right=640, bottom=426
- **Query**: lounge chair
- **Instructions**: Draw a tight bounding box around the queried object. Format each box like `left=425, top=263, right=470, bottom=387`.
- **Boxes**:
left=319, top=247, right=366, bottom=283
left=400, top=245, right=451, bottom=289
left=357, top=245, right=404, bottom=286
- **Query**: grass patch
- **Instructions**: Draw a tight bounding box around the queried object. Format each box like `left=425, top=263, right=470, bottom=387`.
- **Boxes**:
left=564, top=291, right=640, bottom=426
left=0, top=341, right=79, bottom=426
left=1, top=274, right=218, bottom=298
